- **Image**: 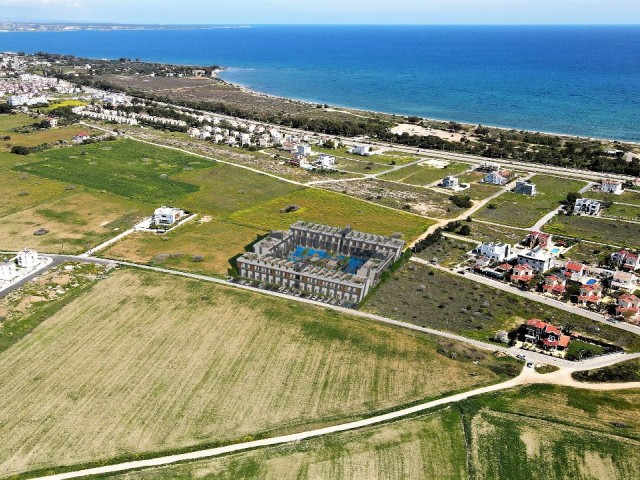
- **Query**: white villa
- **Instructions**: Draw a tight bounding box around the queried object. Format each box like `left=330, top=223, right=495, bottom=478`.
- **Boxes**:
left=316, top=154, right=336, bottom=169
left=477, top=242, right=511, bottom=263
left=574, top=198, right=602, bottom=216
left=483, top=171, right=508, bottom=185
left=350, top=145, right=371, bottom=156
left=296, top=144, right=312, bottom=157
left=17, top=248, right=39, bottom=268
left=517, top=247, right=554, bottom=273
left=442, top=176, right=460, bottom=190
left=153, top=207, right=186, bottom=226
left=0, top=261, right=17, bottom=281
left=601, top=180, right=624, bottom=195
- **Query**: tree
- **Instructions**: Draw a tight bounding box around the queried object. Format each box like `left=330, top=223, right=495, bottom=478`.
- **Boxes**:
left=451, top=195, right=472, bottom=209
left=0, top=103, right=11, bottom=114
left=10, top=146, right=30, bottom=155
left=458, top=225, right=471, bottom=236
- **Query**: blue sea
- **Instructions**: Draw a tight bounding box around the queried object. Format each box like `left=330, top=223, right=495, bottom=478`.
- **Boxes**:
left=1, top=25, right=639, bottom=141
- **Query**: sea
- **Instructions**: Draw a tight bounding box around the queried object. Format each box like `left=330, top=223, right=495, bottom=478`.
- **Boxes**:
left=1, top=25, right=639, bottom=141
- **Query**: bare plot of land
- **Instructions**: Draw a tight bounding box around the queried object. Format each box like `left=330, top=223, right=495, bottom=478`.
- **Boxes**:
left=229, top=187, right=434, bottom=242
left=102, top=218, right=265, bottom=275
left=107, top=409, right=468, bottom=480
left=467, top=221, right=527, bottom=245
left=544, top=214, right=640, bottom=249
left=0, top=191, right=147, bottom=253
left=318, top=179, right=462, bottom=219
left=477, top=175, right=587, bottom=228
left=0, top=268, right=508, bottom=477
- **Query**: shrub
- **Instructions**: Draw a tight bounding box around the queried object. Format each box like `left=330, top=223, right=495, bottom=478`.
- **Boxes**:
left=451, top=195, right=472, bottom=209
left=10, top=145, right=30, bottom=155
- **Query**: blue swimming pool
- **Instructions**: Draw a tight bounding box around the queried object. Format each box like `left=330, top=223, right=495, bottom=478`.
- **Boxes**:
left=288, top=246, right=367, bottom=275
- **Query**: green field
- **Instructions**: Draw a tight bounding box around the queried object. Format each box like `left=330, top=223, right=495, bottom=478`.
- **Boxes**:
left=363, top=261, right=640, bottom=350
left=229, top=188, right=433, bottom=242
left=604, top=203, right=640, bottom=221
left=0, top=268, right=510, bottom=477
left=102, top=218, right=265, bottom=275
left=16, top=139, right=211, bottom=204
left=313, top=146, right=419, bottom=166
left=573, top=358, right=640, bottom=383
left=467, top=221, right=528, bottom=245
left=587, top=189, right=640, bottom=206
left=104, top=409, right=468, bottom=480
left=380, top=161, right=470, bottom=185
left=104, top=385, right=640, bottom=480
left=477, top=175, right=587, bottom=228
left=544, top=215, right=640, bottom=249
left=416, top=236, right=475, bottom=267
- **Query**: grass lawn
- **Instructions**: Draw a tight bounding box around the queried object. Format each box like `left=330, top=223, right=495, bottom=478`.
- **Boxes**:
left=565, top=339, right=605, bottom=359
left=104, top=409, right=468, bottom=480
left=229, top=187, right=433, bottom=242
left=544, top=215, right=640, bottom=249
left=380, top=161, right=470, bottom=186
left=0, top=191, right=148, bottom=254
left=587, top=189, right=640, bottom=206
left=2, top=125, right=98, bottom=151
left=173, top=163, right=301, bottom=216
left=604, top=203, right=640, bottom=221
left=16, top=139, right=212, bottom=204
left=332, top=157, right=392, bottom=174
left=102, top=218, right=265, bottom=276
left=362, top=261, right=640, bottom=351
left=0, top=112, right=36, bottom=131
left=477, top=175, right=587, bottom=228
left=0, top=268, right=509, bottom=477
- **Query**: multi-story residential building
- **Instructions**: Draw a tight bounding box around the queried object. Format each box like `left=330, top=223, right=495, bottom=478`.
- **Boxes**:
left=600, top=179, right=624, bottom=195
left=476, top=242, right=511, bottom=263
left=517, top=247, right=553, bottom=273
left=236, top=222, right=405, bottom=304
left=441, top=176, right=459, bottom=190
left=511, top=264, right=535, bottom=284
left=153, top=206, right=185, bottom=226
left=578, top=283, right=603, bottom=305
left=17, top=248, right=38, bottom=268
left=562, top=261, right=588, bottom=282
left=523, top=319, right=571, bottom=351
left=616, top=294, right=640, bottom=321
left=514, top=180, right=537, bottom=196
left=574, top=198, right=602, bottom=216
left=483, top=171, right=508, bottom=185
left=542, top=275, right=567, bottom=295
left=610, top=271, right=638, bottom=291
left=0, top=261, right=17, bottom=281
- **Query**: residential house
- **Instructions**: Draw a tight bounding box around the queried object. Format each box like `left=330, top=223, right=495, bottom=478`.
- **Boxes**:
left=611, top=250, right=631, bottom=267
left=17, top=248, right=38, bottom=268
left=563, top=261, right=588, bottom=282
left=351, top=145, right=371, bottom=156
left=483, top=171, right=508, bottom=185
left=611, top=271, right=638, bottom=291
left=441, top=176, right=460, bottom=190
left=511, top=264, right=535, bottom=284
left=0, top=261, right=17, bottom=281
left=153, top=206, right=185, bottom=226
left=616, top=294, right=640, bottom=321
left=525, top=231, right=554, bottom=250
left=578, top=283, right=603, bottom=305
left=517, top=247, right=553, bottom=273
left=523, top=319, right=571, bottom=351
left=574, top=198, right=602, bottom=216
left=542, top=275, right=567, bottom=295
left=477, top=242, right=511, bottom=263
left=316, top=154, right=336, bottom=170
left=514, top=180, right=537, bottom=196
left=623, top=254, right=640, bottom=271
left=72, top=132, right=90, bottom=143
left=600, top=180, right=624, bottom=195
left=474, top=256, right=492, bottom=270
left=296, top=144, right=312, bottom=157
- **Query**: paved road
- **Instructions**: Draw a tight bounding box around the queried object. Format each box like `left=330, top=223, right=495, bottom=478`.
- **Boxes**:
left=529, top=182, right=595, bottom=232
left=412, top=257, right=640, bottom=336
left=0, top=256, right=56, bottom=299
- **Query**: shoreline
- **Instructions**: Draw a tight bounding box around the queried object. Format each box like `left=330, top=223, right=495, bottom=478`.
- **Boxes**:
left=217, top=70, right=640, bottom=147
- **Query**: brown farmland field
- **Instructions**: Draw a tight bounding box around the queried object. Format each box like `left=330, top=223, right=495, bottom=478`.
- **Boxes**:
left=0, top=191, right=147, bottom=253
left=0, top=268, right=507, bottom=477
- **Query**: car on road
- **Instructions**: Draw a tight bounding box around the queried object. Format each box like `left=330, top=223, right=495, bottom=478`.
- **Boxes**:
left=516, top=354, right=526, bottom=360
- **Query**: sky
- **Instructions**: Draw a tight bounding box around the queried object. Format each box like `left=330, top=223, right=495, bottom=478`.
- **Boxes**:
left=0, top=0, right=639, bottom=25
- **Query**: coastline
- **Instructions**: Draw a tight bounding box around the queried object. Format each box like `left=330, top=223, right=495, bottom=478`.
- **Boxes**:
left=218, top=70, right=640, bottom=147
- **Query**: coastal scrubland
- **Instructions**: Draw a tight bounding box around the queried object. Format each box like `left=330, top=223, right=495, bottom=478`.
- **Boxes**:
left=0, top=268, right=511, bottom=477
left=476, top=175, right=587, bottom=228
left=362, top=261, right=640, bottom=351
left=98, top=385, right=640, bottom=480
